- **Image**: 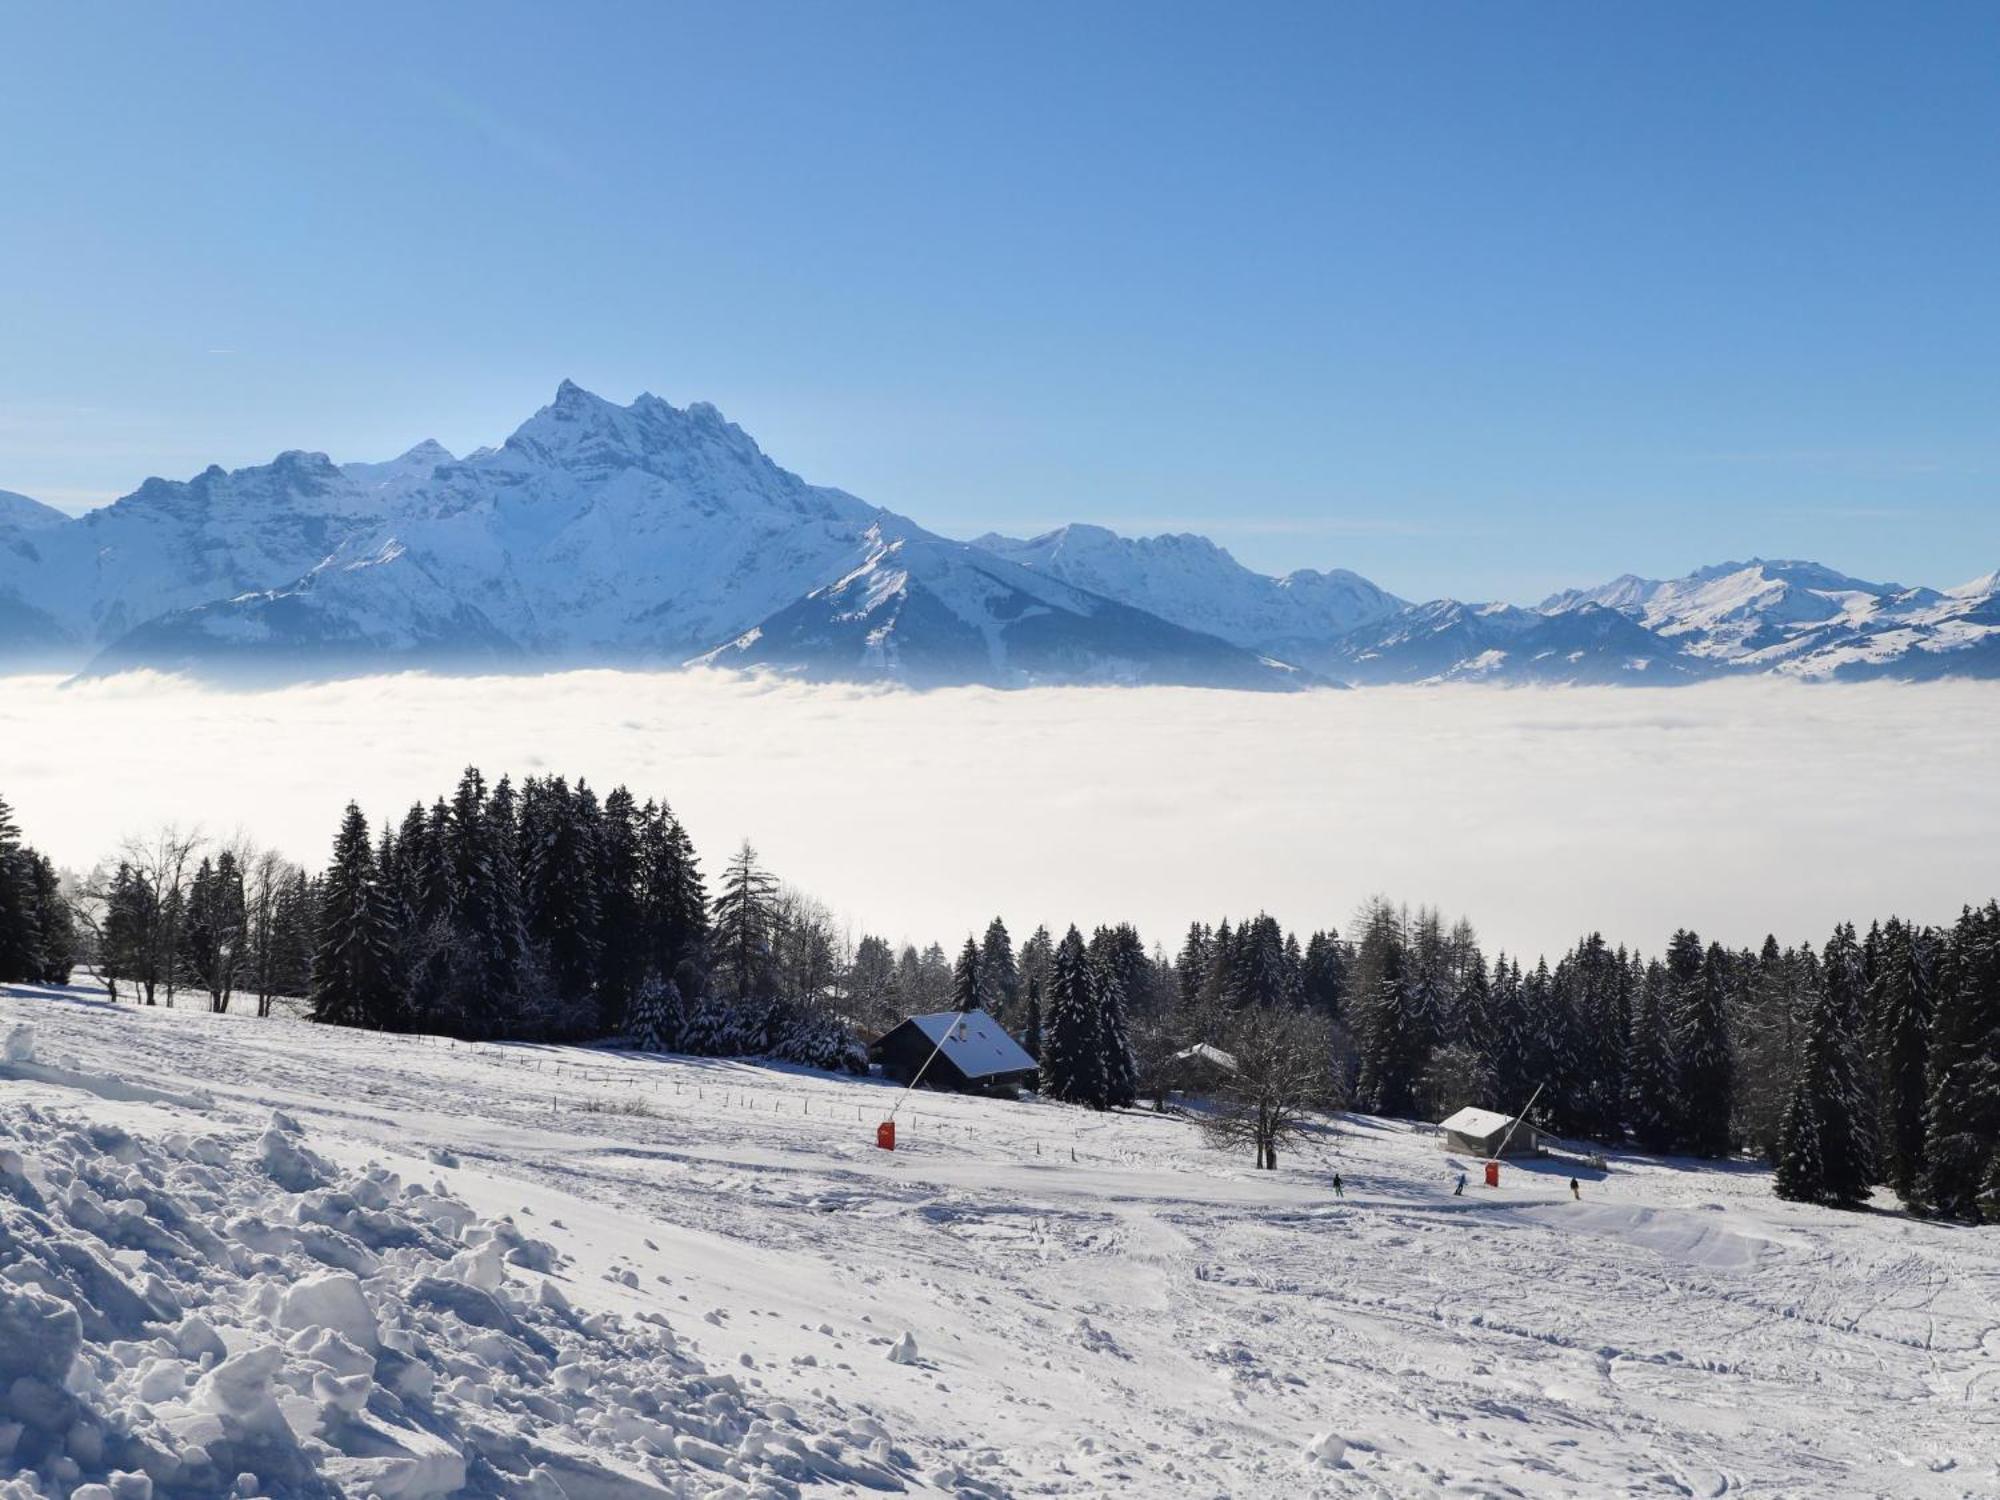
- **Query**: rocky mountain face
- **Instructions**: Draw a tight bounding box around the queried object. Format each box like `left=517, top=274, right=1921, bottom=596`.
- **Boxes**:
left=1, top=386, right=1992, bottom=687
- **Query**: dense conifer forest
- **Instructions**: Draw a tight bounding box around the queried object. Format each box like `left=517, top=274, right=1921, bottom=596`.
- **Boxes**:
left=1, top=775, right=1995, bottom=1221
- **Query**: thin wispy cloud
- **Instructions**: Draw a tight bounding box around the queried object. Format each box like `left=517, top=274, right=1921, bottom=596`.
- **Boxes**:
left=2, top=672, right=1991, bottom=962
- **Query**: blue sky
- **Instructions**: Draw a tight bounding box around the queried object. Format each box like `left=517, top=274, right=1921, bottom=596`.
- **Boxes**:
left=2, top=2, right=1995, bottom=601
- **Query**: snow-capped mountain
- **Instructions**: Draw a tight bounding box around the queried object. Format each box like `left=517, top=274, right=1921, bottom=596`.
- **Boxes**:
left=1541, top=558, right=2000, bottom=680
left=974, top=524, right=1404, bottom=668
left=0, top=488, right=66, bottom=537
left=3, top=387, right=1995, bottom=687
left=702, top=527, right=1304, bottom=690
left=1319, top=600, right=1713, bottom=686
left=0, top=383, right=1293, bottom=689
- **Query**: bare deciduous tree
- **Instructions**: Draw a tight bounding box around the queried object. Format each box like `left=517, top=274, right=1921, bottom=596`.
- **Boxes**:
left=1201, top=1008, right=1345, bottom=1170
left=120, top=825, right=202, bottom=1006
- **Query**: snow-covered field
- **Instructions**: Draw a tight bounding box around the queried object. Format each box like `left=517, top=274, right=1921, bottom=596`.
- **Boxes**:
left=2, top=984, right=1995, bottom=1499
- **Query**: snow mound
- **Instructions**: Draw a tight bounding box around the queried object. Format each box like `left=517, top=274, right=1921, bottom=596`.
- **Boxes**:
left=1303, top=1431, right=1347, bottom=1469
left=0, top=1102, right=914, bottom=1499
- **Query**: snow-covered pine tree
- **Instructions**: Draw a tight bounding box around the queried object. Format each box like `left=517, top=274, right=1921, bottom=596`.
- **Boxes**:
left=1774, top=931, right=1874, bottom=1207
left=1040, top=927, right=1104, bottom=1107
left=1355, top=930, right=1417, bottom=1117
left=628, top=969, right=673, bottom=1052
left=1675, top=940, right=1735, bottom=1157
left=1627, top=960, right=1680, bottom=1152
left=0, top=792, right=44, bottom=983
left=24, top=852, right=73, bottom=984
left=1176, top=922, right=1213, bottom=1015
left=1228, top=914, right=1288, bottom=1010
left=980, top=917, right=1020, bottom=1019
left=1873, top=918, right=1936, bottom=1205
left=1301, top=928, right=1345, bottom=1020
left=642, top=804, right=709, bottom=986
left=1094, top=950, right=1139, bottom=1109
left=952, top=936, right=985, bottom=1011
left=1477, top=955, right=1526, bottom=1108
left=483, top=774, right=537, bottom=1029
left=595, top=787, right=647, bottom=1036
left=270, top=869, right=315, bottom=1003
left=1817, top=923, right=1876, bottom=1202
left=1023, top=980, right=1043, bottom=1060
left=1918, top=901, right=2000, bottom=1222
left=520, top=775, right=604, bottom=1033
left=310, top=803, right=389, bottom=1028
left=1772, top=1060, right=1826, bottom=1204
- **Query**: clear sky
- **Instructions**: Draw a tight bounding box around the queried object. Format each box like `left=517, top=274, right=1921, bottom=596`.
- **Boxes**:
left=3, top=2, right=1995, bottom=602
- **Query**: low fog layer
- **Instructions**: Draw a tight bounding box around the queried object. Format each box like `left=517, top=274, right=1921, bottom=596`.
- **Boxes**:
left=2, top=671, right=1993, bottom=961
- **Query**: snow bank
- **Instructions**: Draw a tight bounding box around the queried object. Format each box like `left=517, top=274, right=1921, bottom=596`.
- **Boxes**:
left=0, top=1101, right=913, bottom=1499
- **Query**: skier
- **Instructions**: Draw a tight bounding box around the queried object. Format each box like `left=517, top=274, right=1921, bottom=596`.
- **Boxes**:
left=1569, top=1177, right=1581, bottom=1201
left=1332, top=1173, right=1344, bottom=1199
left=1453, top=1170, right=1467, bottom=1197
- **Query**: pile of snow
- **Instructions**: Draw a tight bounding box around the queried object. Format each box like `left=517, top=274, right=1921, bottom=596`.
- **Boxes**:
left=0, top=1102, right=910, bottom=1499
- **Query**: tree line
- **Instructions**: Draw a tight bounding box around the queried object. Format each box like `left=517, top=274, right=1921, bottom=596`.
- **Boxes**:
left=3, top=777, right=1995, bottom=1219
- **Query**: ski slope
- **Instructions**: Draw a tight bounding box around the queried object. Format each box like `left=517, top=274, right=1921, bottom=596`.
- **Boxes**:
left=2, top=983, right=1995, bottom=1498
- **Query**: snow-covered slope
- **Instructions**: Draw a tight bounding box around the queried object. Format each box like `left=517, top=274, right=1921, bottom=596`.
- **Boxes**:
left=3, top=983, right=1994, bottom=1498
left=1324, top=600, right=1712, bottom=685
left=702, top=527, right=1305, bottom=689
left=976, top=524, right=1405, bottom=663
left=1542, top=558, right=2000, bottom=680
left=0, top=488, right=67, bottom=536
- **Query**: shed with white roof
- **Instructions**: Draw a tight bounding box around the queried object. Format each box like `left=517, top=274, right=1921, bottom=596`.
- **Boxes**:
left=1438, top=1106, right=1544, bottom=1158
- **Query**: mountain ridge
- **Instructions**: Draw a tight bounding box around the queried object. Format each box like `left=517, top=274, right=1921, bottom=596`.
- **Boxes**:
left=1, top=384, right=1994, bottom=687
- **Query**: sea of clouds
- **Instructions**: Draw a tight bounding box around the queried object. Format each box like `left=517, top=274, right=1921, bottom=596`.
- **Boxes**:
left=2, top=670, right=1994, bottom=961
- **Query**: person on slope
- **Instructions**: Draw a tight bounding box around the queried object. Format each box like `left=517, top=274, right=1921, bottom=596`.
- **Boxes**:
left=1569, top=1177, right=1581, bottom=1201
left=1332, top=1173, right=1344, bottom=1199
left=1453, top=1170, right=1467, bottom=1197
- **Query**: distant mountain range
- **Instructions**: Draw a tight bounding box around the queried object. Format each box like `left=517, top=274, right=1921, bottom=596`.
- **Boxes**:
left=1, top=383, right=1993, bottom=688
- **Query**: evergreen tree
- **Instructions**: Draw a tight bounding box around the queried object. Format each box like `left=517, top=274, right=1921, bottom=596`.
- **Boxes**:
left=1772, top=1064, right=1825, bottom=1204
left=1040, top=927, right=1105, bottom=1107
left=269, top=869, right=316, bottom=1003
left=1023, top=980, right=1043, bottom=1060
left=103, top=863, right=156, bottom=1003
left=1355, top=928, right=1419, bottom=1117
left=1776, top=931, right=1875, bottom=1207
left=521, top=775, right=604, bottom=1030
left=1094, top=949, right=1139, bottom=1108
left=0, top=793, right=43, bottom=982
left=1300, top=928, right=1346, bottom=1020
left=1176, top=922, right=1213, bottom=1015
left=1675, top=939, right=1735, bottom=1157
left=595, top=787, right=647, bottom=1035
left=952, top=936, right=987, bottom=1011
left=26, top=854, right=75, bottom=984
left=1628, top=961, right=1680, bottom=1152
left=1228, top=914, right=1288, bottom=1010
left=1481, top=956, right=1532, bottom=1109
left=181, top=851, right=248, bottom=1013
left=310, top=803, right=389, bottom=1028
left=629, top=969, right=674, bottom=1051
left=1919, top=902, right=2000, bottom=1222
left=1873, top=918, right=1936, bottom=1204
left=980, top=917, right=1020, bottom=1018
left=710, top=839, right=778, bottom=1010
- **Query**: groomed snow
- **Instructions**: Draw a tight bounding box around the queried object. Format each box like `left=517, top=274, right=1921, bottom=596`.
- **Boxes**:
left=2, top=983, right=1996, bottom=1498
